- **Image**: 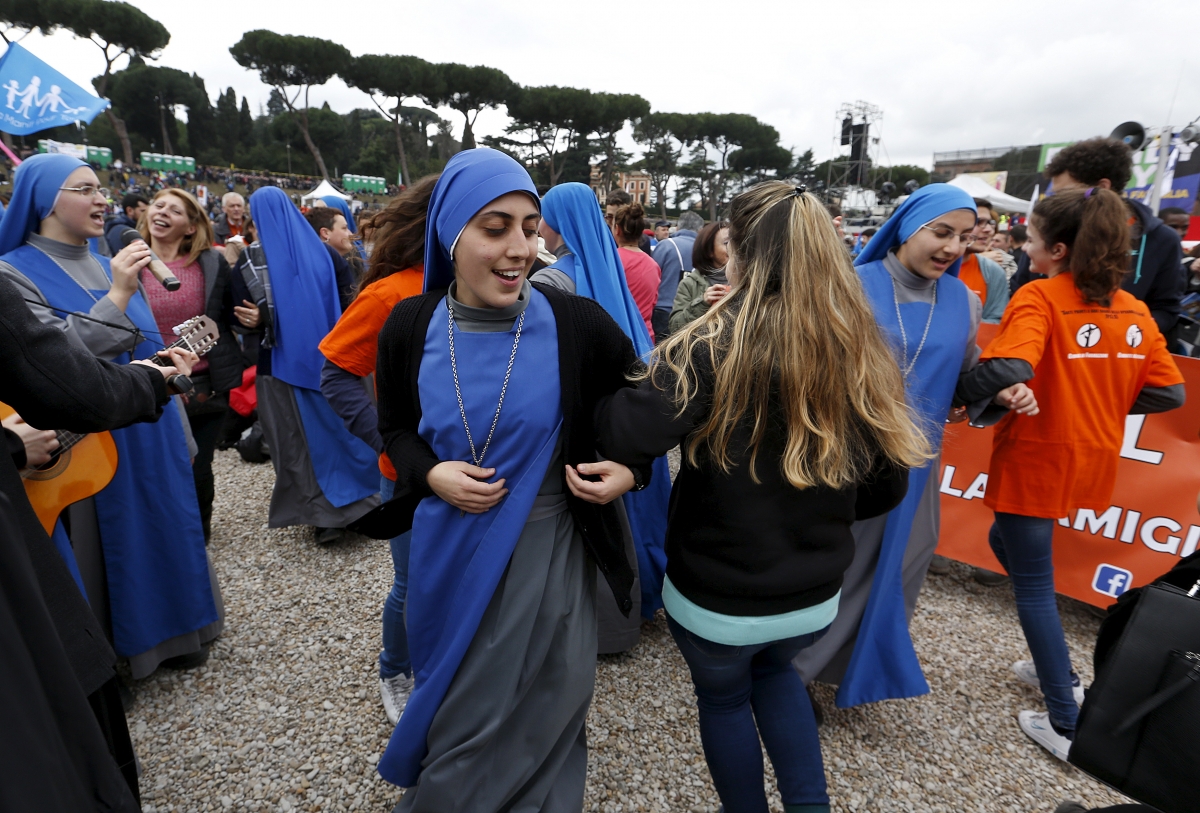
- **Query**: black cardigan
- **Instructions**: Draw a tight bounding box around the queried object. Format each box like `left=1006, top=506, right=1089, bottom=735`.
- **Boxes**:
left=596, top=347, right=909, bottom=617
left=374, top=283, right=649, bottom=615
left=1, top=273, right=170, bottom=695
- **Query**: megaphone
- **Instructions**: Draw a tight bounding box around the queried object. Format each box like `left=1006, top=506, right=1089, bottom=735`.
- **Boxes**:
left=1181, top=121, right=1200, bottom=145
left=1109, top=121, right=1147, bottom=152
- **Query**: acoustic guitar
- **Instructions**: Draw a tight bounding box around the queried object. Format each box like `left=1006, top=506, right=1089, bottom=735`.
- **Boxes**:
left=0, top=315, right=219, bottom=535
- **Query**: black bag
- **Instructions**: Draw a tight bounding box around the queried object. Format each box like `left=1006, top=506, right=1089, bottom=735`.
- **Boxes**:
left=1070, top=575, right=1200, bottom=813
left=235, top=422, right=270, bottom=465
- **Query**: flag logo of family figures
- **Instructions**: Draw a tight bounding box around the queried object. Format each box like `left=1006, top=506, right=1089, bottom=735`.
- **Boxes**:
left=0, top=42, right=109, bottom=135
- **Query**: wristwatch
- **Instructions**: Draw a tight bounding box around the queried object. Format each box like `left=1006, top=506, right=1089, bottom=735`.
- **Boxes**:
left=630, top=466, right=648, bottom=492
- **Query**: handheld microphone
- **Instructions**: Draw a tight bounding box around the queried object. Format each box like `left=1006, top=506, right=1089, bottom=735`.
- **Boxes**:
left=120, top=228, right=180, bottom=291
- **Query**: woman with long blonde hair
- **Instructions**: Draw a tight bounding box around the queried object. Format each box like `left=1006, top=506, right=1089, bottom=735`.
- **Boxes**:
left=597, top=182, right=929, bottom=813
left=139, top=188, right=244, bottom=545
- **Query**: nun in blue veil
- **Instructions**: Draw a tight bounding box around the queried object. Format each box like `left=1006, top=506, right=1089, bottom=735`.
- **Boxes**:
left=793, top=184, right=992, bottom=708
left=243, top=187, right=379, bottom=540
left=533, top=182, right=672, bottom=648
left=370, top=150, right=644, bottom=812
left=0, top=153, right=221, bottom=677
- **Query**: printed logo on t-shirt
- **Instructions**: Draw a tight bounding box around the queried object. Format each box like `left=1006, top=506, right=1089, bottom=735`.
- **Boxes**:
left=1076, top=323, right=1101, bottom=348
left=1126, top=325, right=1143, bottom=348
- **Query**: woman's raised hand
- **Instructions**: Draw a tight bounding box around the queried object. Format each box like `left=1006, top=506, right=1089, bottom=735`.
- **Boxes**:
left=109, top=239, right=153, bottom=299
left=427, top=461, right=508, bottom=513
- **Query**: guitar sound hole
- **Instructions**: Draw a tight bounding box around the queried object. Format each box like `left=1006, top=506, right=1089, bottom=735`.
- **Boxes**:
left=24, top=447, right=71, bottom=481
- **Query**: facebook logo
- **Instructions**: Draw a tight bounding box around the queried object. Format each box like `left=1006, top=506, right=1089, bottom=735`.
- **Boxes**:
left=1093, top=564, right=1134, bottom=598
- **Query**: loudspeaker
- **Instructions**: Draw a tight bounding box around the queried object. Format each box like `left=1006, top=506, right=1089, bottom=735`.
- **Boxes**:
left=904, top=179, right=921, bottom=194
left=1181, top=123, right=1200, bottom=145
left=1110, top=121, right=1148, bottom=152
left=880, top=181, right=897, bottom=198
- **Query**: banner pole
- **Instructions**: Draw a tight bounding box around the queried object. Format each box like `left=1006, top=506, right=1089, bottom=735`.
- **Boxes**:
left=0, top=139, right=22, bottom=167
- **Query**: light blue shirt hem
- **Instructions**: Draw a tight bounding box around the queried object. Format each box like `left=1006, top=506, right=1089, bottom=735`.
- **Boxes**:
left=662, top=576, right=839, bottom=647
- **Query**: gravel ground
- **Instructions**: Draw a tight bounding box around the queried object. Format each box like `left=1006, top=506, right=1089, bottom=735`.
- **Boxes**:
left=127, top=448, right=1132, bottom=812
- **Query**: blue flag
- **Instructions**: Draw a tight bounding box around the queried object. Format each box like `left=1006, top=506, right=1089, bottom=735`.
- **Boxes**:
left=0, top=43, right=110, bottom=136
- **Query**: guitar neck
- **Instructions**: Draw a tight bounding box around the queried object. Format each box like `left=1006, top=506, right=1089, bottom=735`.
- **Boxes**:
left=53, top=336, right=195, bottom=455
left=150, top=335, right=193, bottom=367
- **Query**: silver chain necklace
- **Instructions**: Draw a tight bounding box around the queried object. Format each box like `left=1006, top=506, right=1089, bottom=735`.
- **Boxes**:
left=891, top=277, right=936, bottom=379
left=447, top=302, right=525, bottom=470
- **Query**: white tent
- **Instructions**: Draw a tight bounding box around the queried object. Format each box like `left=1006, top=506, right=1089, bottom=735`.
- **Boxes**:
left=300, top=179, right=350, bottom=204
left=947, top=174, right=1031, bottom=214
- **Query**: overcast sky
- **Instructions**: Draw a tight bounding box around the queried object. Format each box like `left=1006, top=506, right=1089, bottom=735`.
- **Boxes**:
left=16, top=0, right=1200, bottom=168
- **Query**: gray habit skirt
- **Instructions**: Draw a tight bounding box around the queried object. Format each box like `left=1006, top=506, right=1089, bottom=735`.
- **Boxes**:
left=256, top=374, right=380, bottom=529
left=792, top=459, right=941, bottom=686
left=69, top=496, right=225, bottom=680
left=395, top=508, right=597, bottom=813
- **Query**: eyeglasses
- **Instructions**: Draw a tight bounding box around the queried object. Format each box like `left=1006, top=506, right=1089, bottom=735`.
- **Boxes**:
left=59, top=185, right=110, bottom=199
left=920, top=224, right=976, bottom=244
left=976, top=218, right=997, bottom=227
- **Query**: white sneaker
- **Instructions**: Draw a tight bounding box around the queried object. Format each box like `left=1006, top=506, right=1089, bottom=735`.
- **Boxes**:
left=380, top=673, right=414, bottom=725
left=1019, top=710, right=1072, bottom=761
left=1012, top=660, right=1086, bottom=706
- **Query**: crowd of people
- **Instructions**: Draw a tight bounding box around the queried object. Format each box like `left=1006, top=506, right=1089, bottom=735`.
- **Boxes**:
left=1, top=134, right=1195, bottom=813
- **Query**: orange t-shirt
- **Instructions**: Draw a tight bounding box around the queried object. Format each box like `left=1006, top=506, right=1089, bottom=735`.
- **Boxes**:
left=318, top=266, right=424, bottom=480
left=958, top=253, right=988, bottom=304
left=981, top=273, right=1183, bottom=518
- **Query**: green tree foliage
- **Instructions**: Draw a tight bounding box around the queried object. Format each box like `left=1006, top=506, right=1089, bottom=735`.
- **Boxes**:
left=230, top=30, right=351, bottom=179
left=677, top=113, right=784, bottom=219
left=590, top=92, right=650, bottom=193
left=502, top=85, right=595, bottom=188
left=0, top=0, right=58, bottom=42
left=14, top=0, right=169, bottom=163
left=342, top=54, right=438, bottom=186
left=633, top=112, right=686, bottom=216
left=426, top=63, right=513, bottom=150
left=214, top=88, right=239, bottom=163
left=107, top=62, right=205, bottom=155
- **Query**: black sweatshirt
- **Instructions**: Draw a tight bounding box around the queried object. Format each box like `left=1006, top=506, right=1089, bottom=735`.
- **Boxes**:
left=1, top=272, right=170, bottom=695
left=596, top=346, right=909, bottom=617
left=375, top=283, right=650, bottom=616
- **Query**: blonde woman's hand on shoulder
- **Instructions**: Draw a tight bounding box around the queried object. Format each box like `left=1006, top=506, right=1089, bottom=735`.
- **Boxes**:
left=565, top=461, right=635, bottom=505
left=995, top=382, right=1038, bottom=416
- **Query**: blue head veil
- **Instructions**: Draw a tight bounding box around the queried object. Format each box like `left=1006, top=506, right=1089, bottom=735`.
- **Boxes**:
left=541, top=182, right=652, bottom=356
left=321, top=195, right=357, bottom=233
left=251, top=186, right=341, bottom=391
left=855, top=184, right=977, bottom=276
left=423, top=148, right=539, bottom=292
left=0, top=153, right=87, bottom=255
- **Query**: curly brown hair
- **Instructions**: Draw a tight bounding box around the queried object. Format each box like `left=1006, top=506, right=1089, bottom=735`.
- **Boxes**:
left=1031, top=188, right=1129, bottom=306
left=1044, top=137, right=1133, bottom=191
left=611, top=201, right=646, bottom=244
left=356, top=175, right=439, bottom=292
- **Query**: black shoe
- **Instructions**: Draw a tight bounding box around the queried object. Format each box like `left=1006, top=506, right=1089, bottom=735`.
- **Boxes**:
left=806, top=683, right=824, bottom=728
left=928, top=555, right=951, bottom=576
left=1052, top=803, right=1087, bottom=813
left=972, top=567, right=1010, bottom=586
left=315, top=526, right=343, bottom=545
left=117, top=679, right=135, bottom=711
left=160, top=645, right=210, bottom=670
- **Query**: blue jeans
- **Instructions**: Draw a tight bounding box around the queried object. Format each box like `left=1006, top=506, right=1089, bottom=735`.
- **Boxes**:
left=379, top=476, right=411, bottom=679
left=988, top=512, right=1077, bottom=733
left=667, top=614, right=831, bottom=813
